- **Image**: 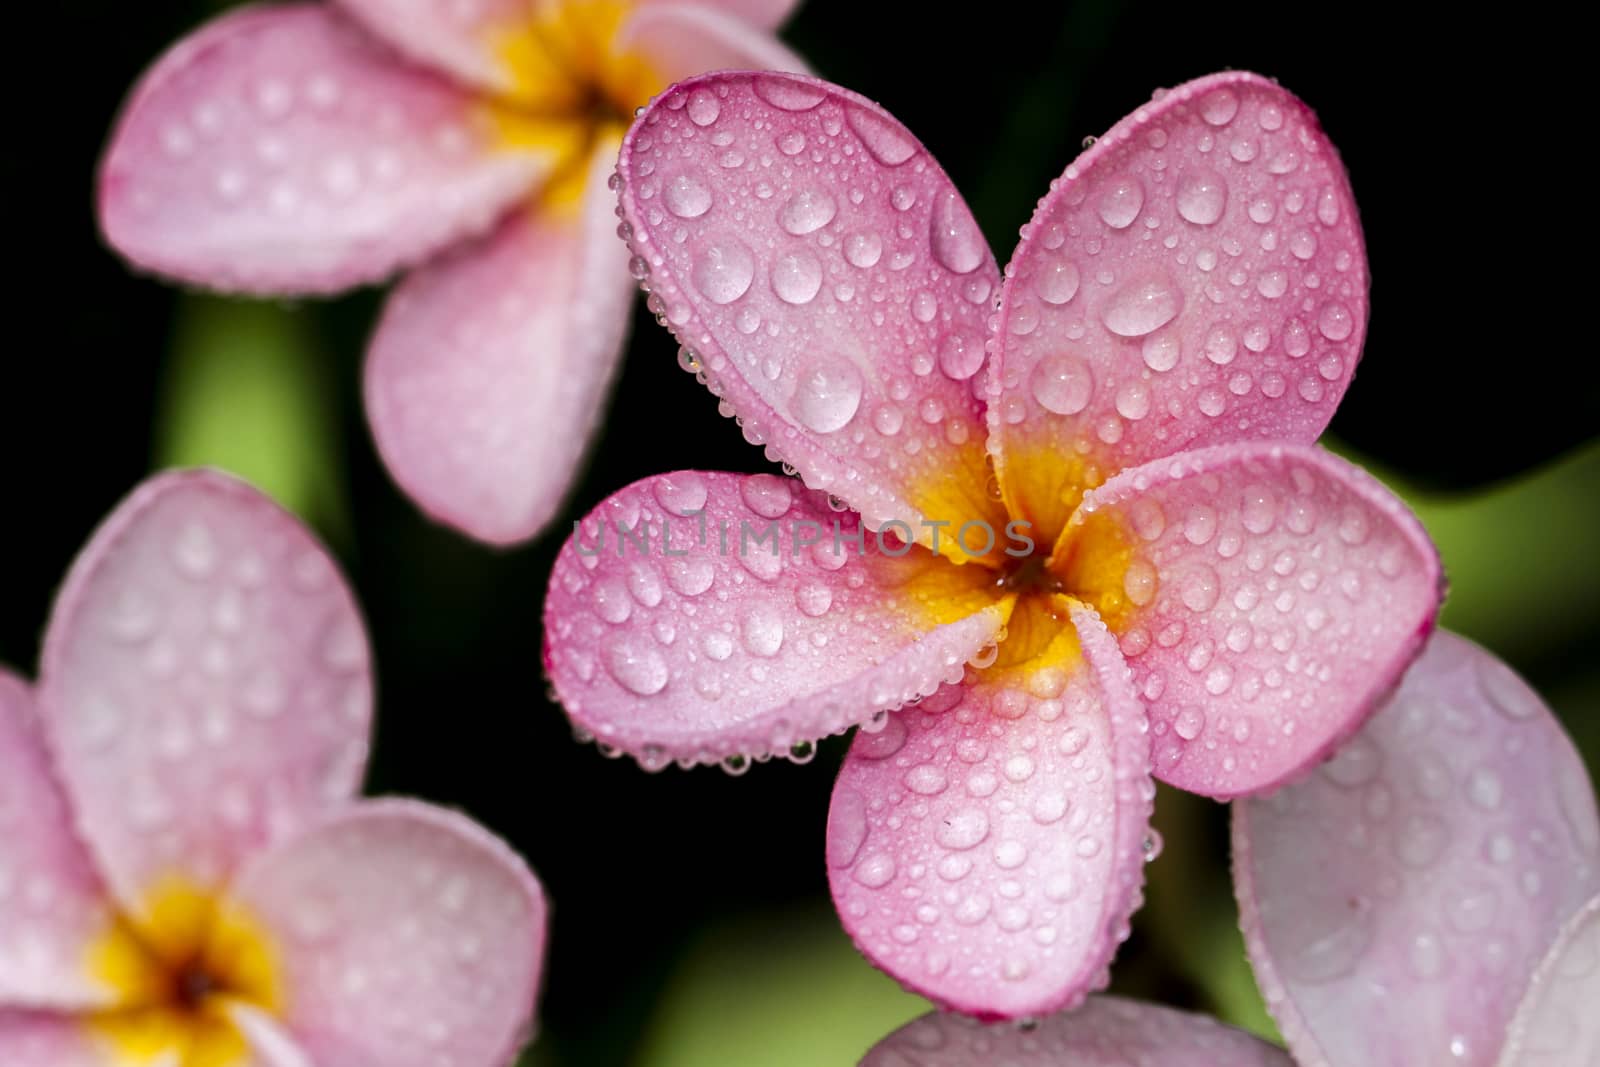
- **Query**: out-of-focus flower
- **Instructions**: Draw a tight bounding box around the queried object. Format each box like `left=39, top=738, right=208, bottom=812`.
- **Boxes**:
left=0, top=470, right=546, bottom=1066
left=98, top=1, right=807, bottom=545
left=863, top=631, right=1600, bottom=1066
left=542, top=69, right=1442, bottom=1018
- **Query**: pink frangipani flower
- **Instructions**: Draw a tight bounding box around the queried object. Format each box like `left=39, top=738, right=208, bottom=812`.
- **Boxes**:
left=863, top=630, right=1600, bottom=1066
left=543, top=70, right=1443, bottom=1019
left=97, top=1, right=807, bottom=546
left=0, top=471, right=546, bottom=1066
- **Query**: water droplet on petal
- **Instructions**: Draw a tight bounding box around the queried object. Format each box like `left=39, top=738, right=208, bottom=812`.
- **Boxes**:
left=772, top=249, right=823, bottom=304
left=1030, top=355, right=1094, bottom=415
left=930, top=191, right=986, bottom=275
left=1177, top=168, right=1228, bottom=225
left=686, top=88, right=720, bottom=126
left=779, top=188, right=837, bottom=235
left=792, top=357, right=863, bottom=433
left=1101, top=273, right=1182, bottom=337
left=846, top=104, right=915, bottom=165
left=605, top=637, right=669, bottom=695
left=664, top=172, right=712, bottom=218
left=1096, top=175, right=1144, bottom=229
left=692, top=238, right=755, bottom=304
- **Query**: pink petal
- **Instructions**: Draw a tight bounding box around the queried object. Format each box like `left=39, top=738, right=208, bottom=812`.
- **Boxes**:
left=38, top=471, right=372, bottom=914
left=620, top=3, right=810, bottom=82
left=863, top=996, right=1292, bottom=1066
left=1498, top=894, right=1600, bottom=1066
left=544, top=472, right=1008, bottom=768
left=616, top=72, right=1007, bottom=553
left=331, top=0, right=533, bottom=95
left=366, top=136, right=634, bottom=545
left=99, top=4, right=566, bottom=294
left=0, top=673, right=122, bottom=1010
left=0, top=1011, right=109, bottom=1065
left=990, top=71, right=1367, bottom=525
left=638, top=0, right=802, bottom=29
left=1234, top=631, right=1600, bottom=1067
left=827, top=605, right=1152, bottom=1019
left=226, top=800, right=546, bottom=1067
left=1073, top=442, right=1439, bottom=797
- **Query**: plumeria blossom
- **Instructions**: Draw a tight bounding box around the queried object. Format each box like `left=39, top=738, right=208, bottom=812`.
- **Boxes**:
left=544, top=68, right=1444, bottom=1018
left=862, top=630, right=1600, bottom=1066
left=0, top=471, right=546, bottom=1066
left=97, top=1, right=807, bottom=546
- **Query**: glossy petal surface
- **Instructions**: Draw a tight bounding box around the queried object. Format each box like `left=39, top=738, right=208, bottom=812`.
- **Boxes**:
left=0, top=673, right=121, bottom=1010
left=366, top=138, right=634, bottom=545
left=1071, top=442, right=1439, bottom=797
left=1235, top=631, right=1600, bottom=1067
left=229, top=801, right=545, bottom=1067
left=545, top=472, right=1008, bottom=767
left=990, top=71, right=1367, bottom=538
left=1499, top=894, right=1600, bottom=1067
left=39, top=471, right=373, bottom=912
left=862, top=996, right=1292, bottom=1066
left=99, top=4, right=566, bottom=293
left=827, top=606, right=1152, bottom=1018
left=616, top=72, right=1006, bottom=557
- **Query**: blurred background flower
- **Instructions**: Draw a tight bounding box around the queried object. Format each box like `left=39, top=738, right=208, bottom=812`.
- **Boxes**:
left=5, top=1, right=1594, bottom=1064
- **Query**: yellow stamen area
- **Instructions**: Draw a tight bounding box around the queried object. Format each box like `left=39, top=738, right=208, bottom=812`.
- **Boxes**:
left=478, top=1, right=664, bottom=216
left=884, top=446, right=1146, bottom=684
left=84, top=879, right=280, bottom=1067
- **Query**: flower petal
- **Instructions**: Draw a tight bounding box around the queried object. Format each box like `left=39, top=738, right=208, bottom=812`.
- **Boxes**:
left=616, top=72, right=1007, bottom=559
left=1234, top=631, right=1600, bottom=1067
left=620, top=3, right=810, bottom=82
left=38, top=471, right=372, bottom=914
left=1068, top=442, right=1439, bottom=797
left=366, top=135, right=634, bottom=545
left=99, top=4, right=574, bottom=294
left=990, top=71, right=1367, bottom=539
left=0, top=673, right=122, bottom=1010
left=826, top=605, right=1152, bottom=1018
left=330, top=0, right=539, bottom=98
left=544, top=472, right=1008, bottom=768
left=0, top=1011, right=111, bottom=1066
left=863, top=996, right=1292, bottom=1066
left=1498, top=894, right=1600, bottom=1067
left=226, top=800, right=546, bottom=1067
left=639, top=0, right=802, bottom=30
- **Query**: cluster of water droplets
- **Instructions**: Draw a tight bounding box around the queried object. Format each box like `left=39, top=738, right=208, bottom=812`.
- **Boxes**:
left=613, top=73, right=1002, bottom=541
left=107, top=13, right=534, bottom=288
left=985, top=74, right=1368, bottom=471
left=51, top=491, right=372, bottom=885
left=827, top=652, right=1156, bottom=1012
left=545, top=472, right=1005, bottom=771
left=1240, top=633, right=1600, bottom=1066
left=1078, top=448, right=1431, bottom=794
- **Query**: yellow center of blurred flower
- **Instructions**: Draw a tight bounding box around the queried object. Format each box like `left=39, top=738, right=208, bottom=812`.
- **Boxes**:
left=484, top=0, right=665, bottom=211
left=85, top=879, right=280, bottom=1067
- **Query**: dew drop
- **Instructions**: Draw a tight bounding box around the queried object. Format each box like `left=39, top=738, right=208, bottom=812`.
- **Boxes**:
left=664, top=172, right=712, bottom=219
left=930, top=191, right=986, bottom=275
left=604, top=638, right=669, bottom=695
left=691, top=238, right=755, bottom=304
left=1101, top=273, right=1182, bottom=337
left=779, top=188, right=837, bottom=235
left=1177, top=169, right=1227, bottom=225
left=792, top=358, right=864, bottom=433
left=1096, top=175, right=1144, bottom=230
left=1030, top=355, right=1094, bottom=415
left=1034, top=258, right=1081, bottom=305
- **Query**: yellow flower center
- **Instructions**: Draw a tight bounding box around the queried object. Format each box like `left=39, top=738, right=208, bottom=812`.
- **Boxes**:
left=895, top=452, right=1146, bottom=683
left=482, top=0, right=666, bottom=211
left=85, top=879, right=281, bottom=1067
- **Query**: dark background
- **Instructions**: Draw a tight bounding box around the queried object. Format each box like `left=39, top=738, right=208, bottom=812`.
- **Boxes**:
left=5, top=3, right=1596, bottom=1063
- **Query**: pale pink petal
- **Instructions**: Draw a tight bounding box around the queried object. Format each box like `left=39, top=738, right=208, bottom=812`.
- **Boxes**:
left=544, top=472, right=1008, bottom=768
left=0, top=673, right=123, bottom=1010
left=990, top=71, right=1367, bottom=526
left=0, top=1012, right=109, bottom=1066
left=38, top=471, right=372, bottom=914
left=827, top=605, right=1152, bottom=1018
left=226, top=800, right=546, bottom=1067
left=638, top=0, right=802, bottom=30
left=1498, top=894, right=1600, bottom=1067
left=616, top=72, right=1007, bottom=554
left=99, top=4, right=568, bottom=294
left=331, top=0, right=533, bottom=95
left=1071, top=442, right=1439, bottom=797
left=863, top=996, right=1293, bottom=1066
left=620, top=3, right=810, bottom=81
left=366, top=136, right=634, bottom=545
left=1234, top=631, right=1600, bottom=1067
